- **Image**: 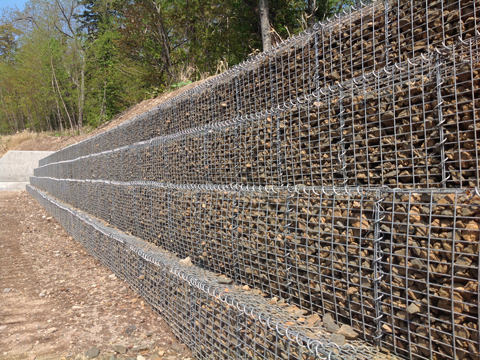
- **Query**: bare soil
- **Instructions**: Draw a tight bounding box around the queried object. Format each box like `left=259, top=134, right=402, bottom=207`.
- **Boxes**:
left=0, top=191, right=191, bottom=360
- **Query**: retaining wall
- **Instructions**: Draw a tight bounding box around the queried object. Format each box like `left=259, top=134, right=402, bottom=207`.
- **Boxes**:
left=30, top=0, right=480, bottom=360
left=0, top=151, right=54, bottom=190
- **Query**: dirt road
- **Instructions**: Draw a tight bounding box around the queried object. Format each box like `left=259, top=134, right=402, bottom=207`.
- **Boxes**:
left=0, top=191, right=191, bottom=360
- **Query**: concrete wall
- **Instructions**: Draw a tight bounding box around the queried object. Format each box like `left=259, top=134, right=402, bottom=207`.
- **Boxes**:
left=0, top=151, right=54, bottom=190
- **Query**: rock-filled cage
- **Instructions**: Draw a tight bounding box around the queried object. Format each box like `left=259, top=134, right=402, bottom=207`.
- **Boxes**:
left=29, top=0, right=480, bottom=359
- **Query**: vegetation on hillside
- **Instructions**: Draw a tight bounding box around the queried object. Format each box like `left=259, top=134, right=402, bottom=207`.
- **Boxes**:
left=0, top=0, right=352, bottom=135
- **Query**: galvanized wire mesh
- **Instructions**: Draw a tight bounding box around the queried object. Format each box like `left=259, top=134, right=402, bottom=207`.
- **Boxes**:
left=39, top=0, right=480, bottom=170
left=29, top=0, right=480, bottom=360
left=29, top=176, right=480, bottom=360
left=36, top=51, right=480, bottom=188
left=27, top=185, right=389, bottom=360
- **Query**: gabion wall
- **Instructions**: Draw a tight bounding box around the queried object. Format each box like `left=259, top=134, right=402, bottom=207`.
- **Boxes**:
left=28, top=185, right=386, bottom=360
left=30, top=0, right=480, bottom=360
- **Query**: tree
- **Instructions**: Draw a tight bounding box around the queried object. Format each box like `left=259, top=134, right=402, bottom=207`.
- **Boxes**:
left=0, top=23, right=21, bottom=61
left=0, top=0, right=354, bottom=135
left=259, top=0, right=271, bottom=51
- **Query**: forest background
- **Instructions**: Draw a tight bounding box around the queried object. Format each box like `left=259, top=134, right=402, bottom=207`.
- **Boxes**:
left=0, top=0, right=351, bottom=134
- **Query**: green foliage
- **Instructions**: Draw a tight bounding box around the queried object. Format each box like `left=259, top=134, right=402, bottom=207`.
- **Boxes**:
left=0, top=0, right=352, bottom=135
left=171, top=80, right=192, bottom=90
left=0, top=23, right=22, bottom=61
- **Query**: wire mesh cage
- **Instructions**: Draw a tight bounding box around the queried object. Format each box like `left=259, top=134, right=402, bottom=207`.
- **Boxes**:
left=27, top=185, right=392, bottom=360
left=29, top=0, right=480, bottom=359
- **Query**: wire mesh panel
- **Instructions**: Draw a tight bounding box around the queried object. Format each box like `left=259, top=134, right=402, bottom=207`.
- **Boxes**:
left=197, top=191, right=237, bottom=279
left=342, top=60, right=442, bottom=188
left=28, top=175, right=480, bottom=360
left=151, top=186, right=169, bottom=248
left=191, top=292, right=238, bottom=360
left=379, top=189, right=480, bottom=360
left=442, top=54, right=480, bottom=188
left=30, top=1, right=480, bottom=360
left=287, top=190, right=380, bottom=342
left=205, top=127, right=237, bottom=185
left=111, top=184, right=135, bottom=234
left=27, top=185, right=393, bottom=360
left=135, top=184, right=153, bottom=243
left=34, top=51, right=480, bottom=190
left=235, top=190, right=290, bottom=299
left=237, top=115, right=282, bottom=186
left=169, top=190, right=199, bottom=259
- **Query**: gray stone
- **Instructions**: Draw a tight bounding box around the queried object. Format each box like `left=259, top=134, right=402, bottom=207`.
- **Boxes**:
left=410, top=259, right=426, bottom=270
left=85, top=347, right=101, bottom=358
left=136, top=356, right=145, bottom=360
left=323, top=314, right=340, bottom=333
left=381, top=111, right=394, bottom=120
left=150, top=355, right=160, bottom=360
left=132, top=345, right=149, bottom=352
left=406, top=303, right=421, bottom=315
left=124, top=325, right=136, bottom=335
left=170, top=342, right=184, bottom=352
left=46, top=327, right=57, bottom=334
left=217, top=278, right=233, bottom=284
left=331, top=71, right=340, bottom=80
left=331, top=334, right=346, bottom=346
left=113, top=345, right=127, bottom=354
left=3, top=288, right=11, bottom=293
left=39, top=293, right=45, bottom=297
left=455, top=255, right=472, bottom=270
left=337, top=325, right=358, bottom=340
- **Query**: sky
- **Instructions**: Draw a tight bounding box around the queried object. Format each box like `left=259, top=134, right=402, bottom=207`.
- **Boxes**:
left=0, top=0, right=28, bottom=11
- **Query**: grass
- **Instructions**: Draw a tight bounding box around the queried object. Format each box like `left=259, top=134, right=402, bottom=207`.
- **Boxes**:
left=0, top=129, right=81, bottom=158
left=0, top=131, right=38, bottom=158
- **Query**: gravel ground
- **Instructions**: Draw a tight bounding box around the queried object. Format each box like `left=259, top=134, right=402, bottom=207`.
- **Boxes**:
left=0, top=191, right=192, bottom=360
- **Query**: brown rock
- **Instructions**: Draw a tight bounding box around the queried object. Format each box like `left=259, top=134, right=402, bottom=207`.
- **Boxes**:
left=178, top=257, right=193, bottom=267
left=323, top=313, right=340, bottom=333
left=406, top=303, right=421, bottom=315
left=347, top=287, right=358, bottom=295
left=410, top=259, right=426, bottom=270
left=382, top=323, right=393, bottom=333
left=331, top=334, right=346, bottom=346
left=306, top=314, right=321, bottom=327
left=436, top=194, right=455, bottom=204
left=267, top=297, right=278, bottom=305
left=462, top=221, right=479, bottom=242
left=337, top=325, right=358, bottom=340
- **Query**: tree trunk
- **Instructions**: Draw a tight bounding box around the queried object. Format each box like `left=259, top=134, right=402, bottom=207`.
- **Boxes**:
left=100, top=78, right=107, bottom=124
left=307, top=0, right=317, bottom=27
left=259, top=0, right=271, bottom=51
left=52, top=75, right=64, bottom=132
left=51, top=56, right=74, bottom=130
left=24, top=101, right=37, bottom=133
left=152, top=1, right=176, bottom=82
left=78, top=54, right=85, bottom=130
